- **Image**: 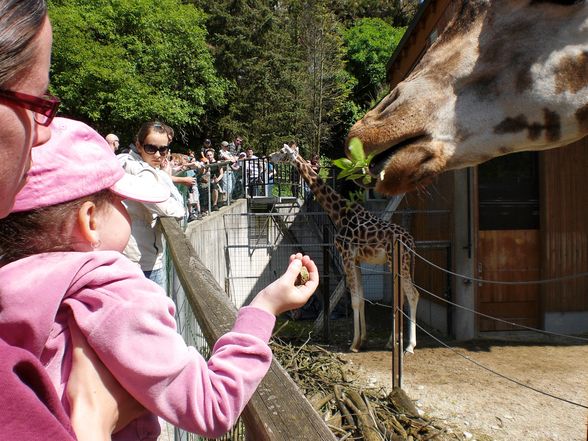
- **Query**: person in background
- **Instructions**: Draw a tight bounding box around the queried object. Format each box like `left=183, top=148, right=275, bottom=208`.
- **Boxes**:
left=105, top=133, right=120, bottom=153
left=305, top=153, right=321, bottom=202
left=288, top=141, right=301, bottom=198
left=118, top=120, right=185, bottom=288
left=171, top=153, right=204, bottom=222
left=205, top=147, right=224, bottom=211
left=165, top=152, right=197, bottom=196
left=228, top=135, right=242, bottom=156
left=218, top=140, right=237, bottom=201
left=200, top=138, right=212, bottom=163
left=232, top=151, right=247, bottom=198
left=0, top=1, right=143, bottom=439
left=245, top=146, right=263, bottom=197
left=0, top=117, right=319, bottom=441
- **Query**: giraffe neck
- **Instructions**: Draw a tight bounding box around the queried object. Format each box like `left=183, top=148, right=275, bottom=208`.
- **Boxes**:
left=293, top=155, right=350, bottom=227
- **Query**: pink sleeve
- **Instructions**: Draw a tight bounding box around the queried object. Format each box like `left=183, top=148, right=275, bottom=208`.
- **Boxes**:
left=66, top=260, right=274, bottom=438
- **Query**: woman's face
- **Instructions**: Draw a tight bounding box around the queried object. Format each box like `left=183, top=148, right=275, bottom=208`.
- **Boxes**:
left=0, top=16, right=53, bottom=218
left=137, top=131, right=169, bottom=169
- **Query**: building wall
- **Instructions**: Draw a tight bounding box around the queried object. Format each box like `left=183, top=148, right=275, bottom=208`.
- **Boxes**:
left=540, top=137, right=588, bottom=332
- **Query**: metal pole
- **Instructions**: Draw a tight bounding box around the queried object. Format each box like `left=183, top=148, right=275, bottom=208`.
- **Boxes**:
left=392, top=239, right=403, bottom=389
left=446, top=244, right=453, bottom=338
left=322, top=225, right=330, bottom=343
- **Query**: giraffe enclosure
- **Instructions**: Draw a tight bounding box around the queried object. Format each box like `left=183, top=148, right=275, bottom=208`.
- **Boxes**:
left=283, top=305, right=588, bottom=441
left=345, top=336, right=588, bottom=441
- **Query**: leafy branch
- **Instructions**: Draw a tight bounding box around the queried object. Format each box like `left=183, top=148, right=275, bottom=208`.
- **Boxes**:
left=332, top=137, right=373, bottom=185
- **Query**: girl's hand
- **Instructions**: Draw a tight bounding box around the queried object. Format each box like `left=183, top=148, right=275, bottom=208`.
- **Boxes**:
left=250, top=253, right=319, bottom=316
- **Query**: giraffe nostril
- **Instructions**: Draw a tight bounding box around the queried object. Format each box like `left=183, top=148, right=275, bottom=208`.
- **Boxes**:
left=378, top=88, right=400, bottom=112
left=419, top=152, right=434, bottom=166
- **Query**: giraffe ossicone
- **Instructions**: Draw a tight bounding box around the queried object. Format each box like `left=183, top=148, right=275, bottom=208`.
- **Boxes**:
left=347, top=0, right=588, bottom=195
left=270, top=146, right=420, bottom=353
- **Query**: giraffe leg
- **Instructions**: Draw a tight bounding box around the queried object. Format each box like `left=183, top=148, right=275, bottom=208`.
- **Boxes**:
left=403, top=278, right=419, bottom=354
left=385, top=279, right=419, bottom=353
left=345, top=261, right=365, bottom=353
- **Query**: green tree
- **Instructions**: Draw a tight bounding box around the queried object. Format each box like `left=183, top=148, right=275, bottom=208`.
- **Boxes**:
left=331, top=0, right=420, bottom=26
left=192, top=0, right=307, bottom=153
left=344, top=18, right=405, bottom=109
left=296, top=1, right=354, bottom=156
left=48, top=0, right=227, bottom=145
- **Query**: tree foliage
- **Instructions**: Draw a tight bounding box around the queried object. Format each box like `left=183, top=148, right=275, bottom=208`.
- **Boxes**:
left=191, top=0, right=308, bottom=152
left=48, top=0, right=227, bottom=144
left=330, top=0, right=420, bottom=26
left=295, top=1, right=355, bottom=156
left=344, top=18, right=405, bottom=109
left=47, top=0, right=417, bottom=154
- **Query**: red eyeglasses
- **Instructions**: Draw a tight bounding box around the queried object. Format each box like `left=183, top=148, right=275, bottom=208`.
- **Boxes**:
left=0, top=89, right=60, bottom=127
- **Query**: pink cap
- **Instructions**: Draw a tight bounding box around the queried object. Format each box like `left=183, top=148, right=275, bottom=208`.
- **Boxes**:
left=12, top=117, right=170, bottom=213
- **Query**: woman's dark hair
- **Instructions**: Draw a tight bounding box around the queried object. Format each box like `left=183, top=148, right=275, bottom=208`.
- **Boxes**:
left=0, top=0, right=47, bottom=87
left=135, top=121, right=174, bottom=146
left=0, top=190, right=114, bottom=264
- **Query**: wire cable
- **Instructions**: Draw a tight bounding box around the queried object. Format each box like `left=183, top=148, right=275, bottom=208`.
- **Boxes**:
left=397, top=238, right=588, bottom=285
left=335, top=236, right=588, bottom=285
left=402, top=276, right=588, bottom=343
left=398, top=308, right=588, bottom=409
left=340, top=266, right=588, bottom=342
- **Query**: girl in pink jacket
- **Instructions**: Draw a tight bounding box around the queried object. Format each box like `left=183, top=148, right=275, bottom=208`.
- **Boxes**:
left=0, top=117, right=319, bottom=441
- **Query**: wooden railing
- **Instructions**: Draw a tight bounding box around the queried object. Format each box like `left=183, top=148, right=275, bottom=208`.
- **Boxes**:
left=160, top=217, right=336, bottom=441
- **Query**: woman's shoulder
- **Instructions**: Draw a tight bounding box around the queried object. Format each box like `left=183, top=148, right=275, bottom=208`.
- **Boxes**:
left=118, top=152, right=151, bottom=173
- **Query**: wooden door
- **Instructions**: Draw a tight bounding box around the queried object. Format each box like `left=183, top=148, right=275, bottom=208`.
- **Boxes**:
left=478, top=230, right=540, bottom=330
left=477, top=152, right=540, bottom=331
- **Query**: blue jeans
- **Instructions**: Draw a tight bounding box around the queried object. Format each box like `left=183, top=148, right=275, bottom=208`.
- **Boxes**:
left=144, top=268, right=167, bottom=290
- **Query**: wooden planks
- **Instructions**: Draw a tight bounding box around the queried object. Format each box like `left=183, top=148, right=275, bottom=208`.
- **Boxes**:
left=477, top=230, right=540, bottom=331
left=540, top=138, right=588, bottom=312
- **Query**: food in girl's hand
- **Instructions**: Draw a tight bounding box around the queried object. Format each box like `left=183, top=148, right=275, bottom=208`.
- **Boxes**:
left=296, top=265, right=310, bottom=286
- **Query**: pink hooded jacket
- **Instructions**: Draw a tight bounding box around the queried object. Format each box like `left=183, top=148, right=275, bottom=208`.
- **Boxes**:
left=0, top=251, right=275, bottom=440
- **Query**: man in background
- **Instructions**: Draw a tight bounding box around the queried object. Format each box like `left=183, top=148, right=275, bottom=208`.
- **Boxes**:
left=105, top=133, right=120, bottom=153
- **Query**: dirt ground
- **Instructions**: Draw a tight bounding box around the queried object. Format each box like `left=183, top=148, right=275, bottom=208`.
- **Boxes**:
left=343, top=337, right=588, bottom=441
left=279, top=301, right=588, bottom=441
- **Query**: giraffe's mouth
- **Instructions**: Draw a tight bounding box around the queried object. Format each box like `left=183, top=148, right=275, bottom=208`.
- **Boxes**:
left=353, top=135, right=433, bottom=191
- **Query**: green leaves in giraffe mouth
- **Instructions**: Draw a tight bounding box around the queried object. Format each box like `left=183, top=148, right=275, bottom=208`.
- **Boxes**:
left=333, top=138, right=375, bottom=186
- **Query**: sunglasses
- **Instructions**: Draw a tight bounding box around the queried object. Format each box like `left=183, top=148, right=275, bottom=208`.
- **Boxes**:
left=142, top=143, right=170, bottom=155
left=0, top=89, right=60, bottom=127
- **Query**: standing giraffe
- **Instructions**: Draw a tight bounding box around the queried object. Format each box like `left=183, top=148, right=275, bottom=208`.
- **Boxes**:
left=269, top=146, right=419, bottom=353
left=347, top=0, right=588, bottom=196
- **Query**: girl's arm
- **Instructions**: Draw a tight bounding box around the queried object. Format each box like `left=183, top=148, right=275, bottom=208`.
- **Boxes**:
left=66, top=252, right=318, bottom=438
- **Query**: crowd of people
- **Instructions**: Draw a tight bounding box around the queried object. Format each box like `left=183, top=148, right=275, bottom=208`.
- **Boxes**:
left=0, top=2, right=320, bottom=441
left=106, top=129, right=289, bottom=223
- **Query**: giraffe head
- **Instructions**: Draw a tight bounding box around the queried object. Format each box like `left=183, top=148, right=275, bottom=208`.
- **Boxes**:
left=347, top=0, right=588, bottom=195
left=269, top=145, right=297, bottom=165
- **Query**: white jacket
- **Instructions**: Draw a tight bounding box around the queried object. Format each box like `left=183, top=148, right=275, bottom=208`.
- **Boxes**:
left=118, top=151, right=185, bottom=271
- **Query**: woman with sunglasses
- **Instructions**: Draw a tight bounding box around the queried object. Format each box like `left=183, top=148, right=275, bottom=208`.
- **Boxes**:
left=0, top=1, right=143, bottom=439
left=118, top=120, right=185, bottom=288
